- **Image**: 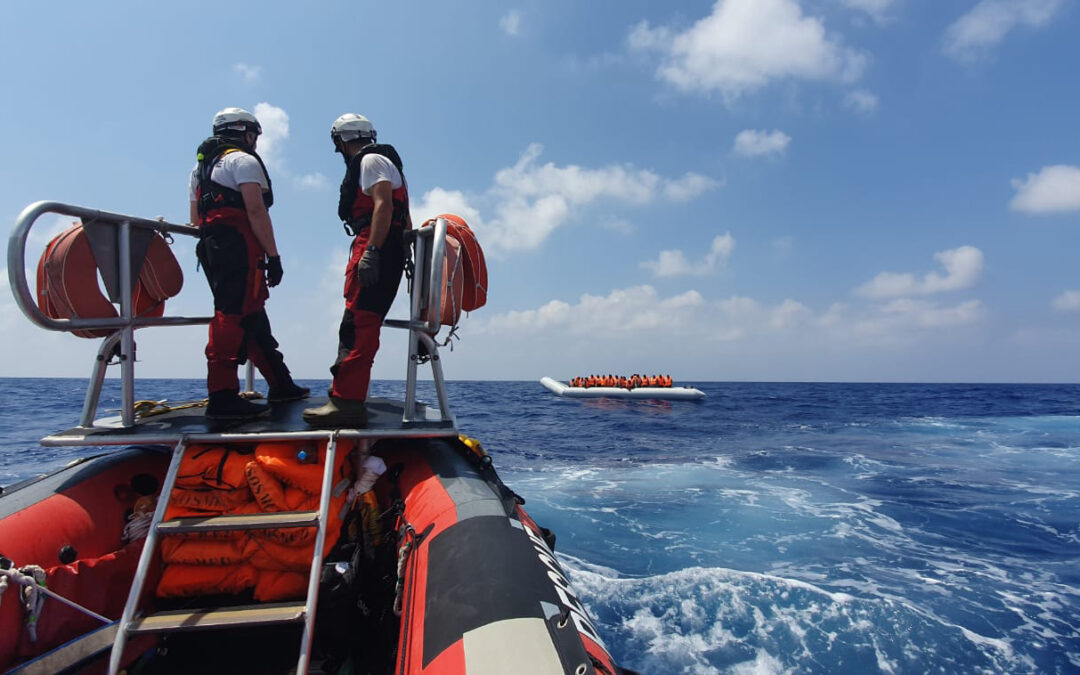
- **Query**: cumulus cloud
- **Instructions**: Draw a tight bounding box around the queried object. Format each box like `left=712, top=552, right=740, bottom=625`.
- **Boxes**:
left=855, top=246, right=984, bottom=298
left=297, top=173, right=330, bottom=190
left=944, top=0, right=1063, bottom=62
left=475, top=282, right=982, bottom=350
left=641, top=233, right=735, bottom=277
left=837, top=0, right=898, bottom=20
left=732, top=129, right=791, bottom=158
left=852, top=299, right=984, bottom=337
left=480, top=286, right=709, bottom=337
left=499, top=11, right=522, bottom=36
left=234, top=63, right=262, bottom=83
left=628, top=0, right=867, bottom=100
left=1010, top=165, right=1080, bottom=214
left=252, top=102, right=289, bottom=170
left=1052, top=290, right=1080, bottom=312
left=411, top=144, right=719, bottom=255
left=844, top=89, right=879, bottom=114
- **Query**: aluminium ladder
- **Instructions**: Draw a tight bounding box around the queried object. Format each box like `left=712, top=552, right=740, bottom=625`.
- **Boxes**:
left=107, top=433, right=347, bottom=675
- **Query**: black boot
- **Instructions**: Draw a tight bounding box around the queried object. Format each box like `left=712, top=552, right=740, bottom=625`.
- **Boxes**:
left=268, top=383, right=311, bottom=403
left=206, top=390, right=270, bottom=420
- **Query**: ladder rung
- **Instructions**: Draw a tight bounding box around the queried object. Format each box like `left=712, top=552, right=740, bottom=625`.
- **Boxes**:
left=156, top=510, right=320, bottom=534
left=127, top=602, right=307, bottom=634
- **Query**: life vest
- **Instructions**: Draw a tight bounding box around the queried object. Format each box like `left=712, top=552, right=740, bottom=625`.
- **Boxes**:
left=338, top=143, right=409, bottom=233
left=158, top=441, right=356, bottom=601
left=195, top=136, right=273, bottom=226
left=36, top=222, right=183, bottom=338
left=254, top=440, right=353, bottom=496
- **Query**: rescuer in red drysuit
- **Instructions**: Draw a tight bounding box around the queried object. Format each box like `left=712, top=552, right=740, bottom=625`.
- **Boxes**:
left=189, top=107, right=309, bottom=420
left=303, top=114, right=410, bottom=428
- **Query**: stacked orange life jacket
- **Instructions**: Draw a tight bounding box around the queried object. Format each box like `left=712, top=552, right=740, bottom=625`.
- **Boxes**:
left=157, top=441, right=354, bottom=601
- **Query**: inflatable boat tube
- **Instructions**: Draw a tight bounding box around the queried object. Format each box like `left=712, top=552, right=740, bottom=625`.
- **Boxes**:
left=392, top=438, right=618, bottom=674
left=540, top=377, right=706, bottom=401
left=0, top=439, right=624, bottom=674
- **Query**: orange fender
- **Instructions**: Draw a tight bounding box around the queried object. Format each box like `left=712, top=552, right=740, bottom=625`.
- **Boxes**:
left=35, top=222, right=183, bottom=338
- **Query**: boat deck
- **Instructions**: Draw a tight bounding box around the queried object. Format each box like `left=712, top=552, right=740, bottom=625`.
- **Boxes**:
left=41, top=396, right=457, bottom=447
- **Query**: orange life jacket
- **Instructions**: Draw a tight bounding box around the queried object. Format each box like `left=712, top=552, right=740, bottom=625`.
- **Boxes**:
left=158, top=441, right=356, bottom=601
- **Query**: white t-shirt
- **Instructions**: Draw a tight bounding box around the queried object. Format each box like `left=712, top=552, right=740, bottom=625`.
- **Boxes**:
left=359, top=153, right=404, bottom=194
left=188, top=150, right=269, bottom=201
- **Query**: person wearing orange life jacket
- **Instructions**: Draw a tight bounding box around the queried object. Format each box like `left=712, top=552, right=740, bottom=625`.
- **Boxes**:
left=304, top=114, right=411, bottom=428
left=190, top=107, right=309, bottom=420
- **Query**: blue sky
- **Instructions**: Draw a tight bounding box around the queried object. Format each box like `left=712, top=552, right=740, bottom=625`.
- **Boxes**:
left=2, top=0, right=1079, bottom=383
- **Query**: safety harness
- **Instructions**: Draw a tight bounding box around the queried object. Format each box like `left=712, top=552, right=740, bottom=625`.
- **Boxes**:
left=195, top=136, right=273, bottom=223
left=337, top=143, right=409, bottom=236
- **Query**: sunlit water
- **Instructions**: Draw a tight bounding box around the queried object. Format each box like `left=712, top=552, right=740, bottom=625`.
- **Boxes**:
left=2, top=379, right=1078, bottom=674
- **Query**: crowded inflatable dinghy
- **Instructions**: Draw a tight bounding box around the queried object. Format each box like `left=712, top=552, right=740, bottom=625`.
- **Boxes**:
left=541, top=376, right=706, bottom=401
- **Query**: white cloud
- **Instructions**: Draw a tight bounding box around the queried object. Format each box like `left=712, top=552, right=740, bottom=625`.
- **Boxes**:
left=664, top=173, right=721, bottom=201
left=732, top=129, right=791, bottom=158
left=852, top=298, right=984, bottom=338
left=234, top=63, right=262, bottom=83
left=628, top=0, right=867, bottom=100
left=297, top=173, right=330, bottom=190
left=1010, top=165, right=1080, bottom=214
left=499, top=11, right=522, bottom=36
left=411, top=187, right=485, bottom=230
left=27, top=215, right=77, bottom=249
left=252, top=102, right=289, bottom=171
left=944, top=0, right=1063, bottom=62
left=844, top=89, right=879, bottom=114
left=480, top=286, right=708, bottom=337
left=1052, top=290, right=1080, bottom=312
left=855, top=246, right=984, bottom=298
left=771, top=298, right=812, bottom=328
left=474, top=283, right=983, bottom=353
left=413, top=144, right=719, bottom=255
left=837, top=0, right=898, bottom=20
left=641, top=233, right=735, bottom=277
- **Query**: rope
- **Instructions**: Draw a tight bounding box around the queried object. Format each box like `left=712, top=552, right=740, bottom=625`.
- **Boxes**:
left=392, top=523, right=416, bottom=617
left=122, top=495, right=157, bottom=543
left=0, top=565, right=112, bottom=641
left=132, top=398, right=208, bottom=419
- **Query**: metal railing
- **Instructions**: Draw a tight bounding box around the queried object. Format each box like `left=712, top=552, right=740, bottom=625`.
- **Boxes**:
left=384, top=217, right=453, bottom=424
left=8, top=201, right=210, bottom=427
left=9, top=202, right=456, bottom=429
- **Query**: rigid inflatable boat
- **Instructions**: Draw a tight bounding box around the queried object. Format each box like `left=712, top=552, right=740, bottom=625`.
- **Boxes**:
left=541, top=377, right=706, bottom=401
left=1, top=202, right=632, bottom=675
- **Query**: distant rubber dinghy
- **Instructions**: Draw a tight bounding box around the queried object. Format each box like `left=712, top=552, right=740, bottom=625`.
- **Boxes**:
left=540, top=377, right=706, bottom=400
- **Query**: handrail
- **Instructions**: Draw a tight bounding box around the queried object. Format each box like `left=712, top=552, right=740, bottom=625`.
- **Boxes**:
left=388, top=217, right=454, bottom=424
left=8, top=200, right=207, bottom=333
left=9, top=201, right=458, bottom=429
left=8, top=201, right=211, bottom=427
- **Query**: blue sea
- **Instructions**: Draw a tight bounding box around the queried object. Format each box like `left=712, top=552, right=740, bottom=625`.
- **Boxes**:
left=2, top=378, right=1079, bottom=674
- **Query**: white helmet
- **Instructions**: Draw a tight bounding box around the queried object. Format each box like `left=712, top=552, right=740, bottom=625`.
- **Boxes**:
left=212, top=107, right=261, bottom=136
left=331, top=113, right=376, bottom=145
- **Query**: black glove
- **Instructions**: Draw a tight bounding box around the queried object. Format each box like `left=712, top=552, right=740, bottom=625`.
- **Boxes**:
left=356, top=248, right=380, bottom=287
left=265, top=255, right=283, bottom=287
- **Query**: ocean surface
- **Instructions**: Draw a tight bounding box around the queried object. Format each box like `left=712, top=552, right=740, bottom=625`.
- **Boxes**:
left=1, top=378, right=1079, bottom=674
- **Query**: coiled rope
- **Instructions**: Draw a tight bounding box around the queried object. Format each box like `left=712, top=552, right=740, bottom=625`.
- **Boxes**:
left=131, top=399, right=207, bottom=419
